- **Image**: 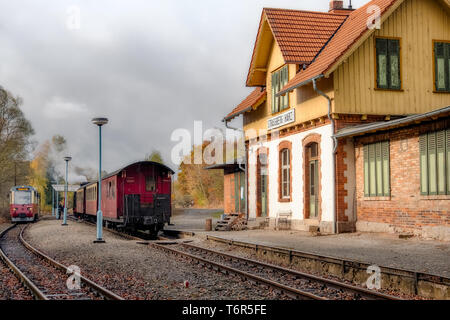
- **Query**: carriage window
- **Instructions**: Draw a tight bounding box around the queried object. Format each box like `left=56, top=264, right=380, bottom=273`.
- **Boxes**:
left=108, top=181, right=112, bottom=198
left=112, top=181, right=115, bottom=198
left=146, top=176, right=156, bottom=192
left=13, top=191, right=31, bottom=204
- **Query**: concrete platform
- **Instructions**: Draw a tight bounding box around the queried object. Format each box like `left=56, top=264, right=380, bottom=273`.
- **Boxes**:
left=166, top=209, right=449, bottom=278
left=198, top=229, right=450, bottom=278
left=166, top=208, right=222, bottom=232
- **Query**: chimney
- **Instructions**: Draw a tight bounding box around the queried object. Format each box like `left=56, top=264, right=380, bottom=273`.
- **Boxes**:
left=329, top=0, right=355, bottom=14
left=329, top=0, right=344, bottom=11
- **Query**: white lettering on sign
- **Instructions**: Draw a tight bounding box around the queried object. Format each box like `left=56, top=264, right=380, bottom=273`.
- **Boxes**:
left=267, top=109, right=295, bottom=131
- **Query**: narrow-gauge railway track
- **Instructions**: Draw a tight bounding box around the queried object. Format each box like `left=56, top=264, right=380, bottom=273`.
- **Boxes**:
left=153, top=242, right=402, bottom=300
left=68, top=215, right=145, bottom=241
left=206, top=235, right=449, bottom=299
left=152, top=242, right=324, bottom=300
left=0, top=224, right=124, bottom=300
left=180, top=243, right=401, bottom=300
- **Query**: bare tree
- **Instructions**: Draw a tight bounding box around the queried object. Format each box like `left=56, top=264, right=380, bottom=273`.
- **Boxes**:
left=0, top=87, right=34, bottom=219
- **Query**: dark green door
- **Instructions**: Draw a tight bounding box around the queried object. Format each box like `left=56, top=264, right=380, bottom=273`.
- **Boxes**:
left=309, top=160, right=319, bottom=218
left=260, top=159, right=268, bottom=217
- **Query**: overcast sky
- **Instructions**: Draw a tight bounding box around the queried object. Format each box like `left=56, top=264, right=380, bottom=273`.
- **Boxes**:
left=0, top=0, right=367, bottom=181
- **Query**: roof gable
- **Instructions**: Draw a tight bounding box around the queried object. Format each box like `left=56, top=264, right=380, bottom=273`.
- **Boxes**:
left=279, top=0, right=450, bottom=94
left=246, top=8, right=348, bottom=87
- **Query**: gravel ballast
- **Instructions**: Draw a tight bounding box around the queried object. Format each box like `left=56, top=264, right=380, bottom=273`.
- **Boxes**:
left=24, top=220, right=284, bottom=300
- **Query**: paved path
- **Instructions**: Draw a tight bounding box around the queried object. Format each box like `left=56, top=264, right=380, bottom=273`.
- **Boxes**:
left=199, top=229, right=450, bottom=277
left=166, top=208, right=223, bottom=232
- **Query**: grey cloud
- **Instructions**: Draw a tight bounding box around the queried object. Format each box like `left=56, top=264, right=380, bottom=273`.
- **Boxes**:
left=0, top=0, right=367, bottom=177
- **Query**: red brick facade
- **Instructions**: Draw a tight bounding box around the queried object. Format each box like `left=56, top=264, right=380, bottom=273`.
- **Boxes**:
left=223, top=173, right=234, bottom=214
left=354, top=119, right=450, bottom=239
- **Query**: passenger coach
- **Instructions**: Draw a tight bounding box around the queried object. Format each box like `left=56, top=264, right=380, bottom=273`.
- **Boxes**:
left=74, top=161, right=174, bottom=236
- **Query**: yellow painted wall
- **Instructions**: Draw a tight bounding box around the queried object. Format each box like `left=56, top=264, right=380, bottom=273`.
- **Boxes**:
left=244, top=41, right=332, bottom=136
left=334, top=0, right=450, bottom=115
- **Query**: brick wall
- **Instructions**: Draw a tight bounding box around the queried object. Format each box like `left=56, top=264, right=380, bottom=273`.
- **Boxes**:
left=354, top=121, right=450, bottom=240
left=223, top=173, right=234, bottom=214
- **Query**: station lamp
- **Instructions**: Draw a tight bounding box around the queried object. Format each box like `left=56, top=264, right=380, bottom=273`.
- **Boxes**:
left=92, top=117, right=108, bottom=243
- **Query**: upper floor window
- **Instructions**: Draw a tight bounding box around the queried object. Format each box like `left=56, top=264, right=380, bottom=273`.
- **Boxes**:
left=420, top=129, right=450, bottom=195
left=364, top=141, right=390, bottom=197
left=280, top=148, right=291, bottom=199
left=375, top=38, right=401, bottom=90
left=434, top=41, right=450, bottom=93
left=271, top=65, right=289, bottom=114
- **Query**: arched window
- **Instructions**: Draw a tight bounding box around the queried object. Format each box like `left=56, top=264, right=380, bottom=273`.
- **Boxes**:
left=281, top=148, right=291, bottom=199
left=303, top=134, right=321, bottom=220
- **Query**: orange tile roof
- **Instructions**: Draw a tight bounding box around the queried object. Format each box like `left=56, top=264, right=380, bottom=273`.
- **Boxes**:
left=264, top=8, right=349, bottom=64
left=281, top=0, right=401, bottom=93
left=225, top=88, right=266, bottom=121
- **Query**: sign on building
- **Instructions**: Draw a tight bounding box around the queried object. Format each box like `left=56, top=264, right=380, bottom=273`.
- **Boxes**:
left=268, top=109, right=295, bottom=131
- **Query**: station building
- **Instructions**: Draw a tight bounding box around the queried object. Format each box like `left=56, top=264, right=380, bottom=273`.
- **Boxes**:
left=223, top=0, right=450, bottom=240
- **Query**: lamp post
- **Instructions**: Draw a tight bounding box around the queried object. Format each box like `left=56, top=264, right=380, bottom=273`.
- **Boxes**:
left=56, top=188, right=59, bottom=219
left=51, top=182, right=56, bottom=216
left=92, top=117, right=108, bottom=243
left=62, top=157, right=72, bottom=226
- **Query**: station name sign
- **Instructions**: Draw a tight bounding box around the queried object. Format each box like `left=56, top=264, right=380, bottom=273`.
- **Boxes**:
left=267, top=109, right=295, bottom=131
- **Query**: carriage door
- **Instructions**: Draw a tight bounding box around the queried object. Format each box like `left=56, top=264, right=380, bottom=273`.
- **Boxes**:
left=308, top=143, right=319, bottom=219
left=259, top=153, right=268, bottom=218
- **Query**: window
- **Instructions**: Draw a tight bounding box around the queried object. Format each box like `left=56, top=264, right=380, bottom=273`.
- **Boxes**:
left=420, top=129, right=450, bottom=195
left=281, top=148, right=290, bottom=199
left=364, top=141, right=390, bottom=197
left=434, top=42, right=450, bottom=92
left=376, top=38, right=401, bottom=90
left=271, top=65, right=289, bottom=114
left=146, top=176, right=156, bottom=192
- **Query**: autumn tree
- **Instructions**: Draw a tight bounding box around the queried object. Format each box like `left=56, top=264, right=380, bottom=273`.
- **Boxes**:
left=0, top=87, right=34, bottom=220
left=175, top=141, right=224, bottom=208
left=146, top=150, right=164, bottom=164
left=29, top=134, right=72, bottom=212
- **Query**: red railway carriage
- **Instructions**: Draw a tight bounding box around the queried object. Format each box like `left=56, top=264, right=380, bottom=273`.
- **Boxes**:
left=9, top=186, right=40, bottom=223
left=74, top=183, right=87, bottom=217
left=76, top=161, right=174, bottom=235
left=85, top=182, right=98, bottom=216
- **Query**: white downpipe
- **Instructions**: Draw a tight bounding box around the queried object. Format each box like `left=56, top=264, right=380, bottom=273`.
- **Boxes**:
left=312, top=79, right=338, bottom=234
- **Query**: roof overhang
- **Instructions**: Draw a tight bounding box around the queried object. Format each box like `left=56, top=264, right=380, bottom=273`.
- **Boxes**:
left=246, top=13, right=274, bottom=87
left=224, top=89, right=267, bottom=122
left=334, top=106, right=450, bottom=139
left=204, top=159, right=245, bottom=171
left=277, top=74, right=324, bottom=97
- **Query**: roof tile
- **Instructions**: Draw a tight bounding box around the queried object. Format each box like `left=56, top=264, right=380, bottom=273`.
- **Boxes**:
left=264, top=8, right=349, bottom=63
left=282, top=0, right=400, bottom=92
